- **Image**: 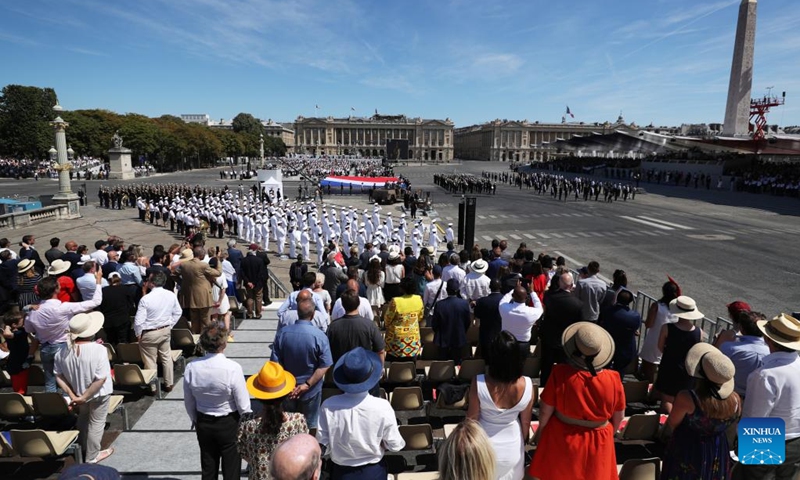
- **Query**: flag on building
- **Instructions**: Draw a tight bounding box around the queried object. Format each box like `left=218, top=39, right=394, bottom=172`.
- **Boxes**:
left=351, top=107, right=355, bottom=111
left=315, top=104, right=320, bottom=109
left=566, top=106, right=574, bottom=118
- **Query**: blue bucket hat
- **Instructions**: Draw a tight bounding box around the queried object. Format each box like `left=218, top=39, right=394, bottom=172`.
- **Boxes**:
left=333, top=347, right=382, bottom=393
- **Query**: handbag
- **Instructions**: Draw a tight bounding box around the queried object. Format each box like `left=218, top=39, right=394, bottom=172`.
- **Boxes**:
left=424, top=280, right=446, bottom=324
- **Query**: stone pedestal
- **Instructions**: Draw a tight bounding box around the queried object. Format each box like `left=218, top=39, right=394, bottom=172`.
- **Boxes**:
left=108, top=147, right=135, bottom=180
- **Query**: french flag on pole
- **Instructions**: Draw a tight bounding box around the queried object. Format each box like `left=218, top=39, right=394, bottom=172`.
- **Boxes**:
left=566, top=106, right=574, bottom=118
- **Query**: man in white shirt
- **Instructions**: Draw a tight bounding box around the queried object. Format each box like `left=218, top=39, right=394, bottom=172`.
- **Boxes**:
left=741, top=313, right=800, bottom=480
left=88, top=239, right=109, bottom=266
left=461, top=259, right=491, bottom=304
left=330, top=280, right=374, bottom=322
left=134, top=272, right=183, bottom=392
left=184, top=323, right=251, bottom=480
left=75, top=260, right=108, bottom=301
left=54, top=312, right=115, bottom=463
left=499, top=285, right=544, bottom=359
left=441, top=253, right=466, bottom=285
left=317, top=347, right=404, bottom=477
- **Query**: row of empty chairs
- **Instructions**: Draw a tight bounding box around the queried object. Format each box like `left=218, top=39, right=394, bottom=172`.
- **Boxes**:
left=0, top=392, right=129, bottom=431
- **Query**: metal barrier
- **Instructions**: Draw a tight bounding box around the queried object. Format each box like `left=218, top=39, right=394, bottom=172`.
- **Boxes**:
left=266, top=268, right=289, bottom=300
left=633, top=291, right=735, bottom=352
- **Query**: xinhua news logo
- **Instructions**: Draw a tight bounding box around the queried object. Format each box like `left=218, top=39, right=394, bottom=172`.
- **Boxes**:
left=738, top=418, right=785, bottom=465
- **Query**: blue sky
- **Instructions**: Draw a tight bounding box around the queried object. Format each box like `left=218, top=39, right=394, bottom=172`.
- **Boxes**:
left=1, top=0, right=799, bottom=127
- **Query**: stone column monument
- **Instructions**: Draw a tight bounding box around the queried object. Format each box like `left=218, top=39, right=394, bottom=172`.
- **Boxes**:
left=50, top=108, right=79, bottom=204
left=723, top=0, right=757, bottom=137
left=108, top=131, right=135, bottom=180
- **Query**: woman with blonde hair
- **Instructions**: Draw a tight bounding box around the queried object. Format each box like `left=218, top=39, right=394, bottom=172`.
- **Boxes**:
left=438, top=419, right=496, bottom=480
left=312, top=272, right=332, bottom=314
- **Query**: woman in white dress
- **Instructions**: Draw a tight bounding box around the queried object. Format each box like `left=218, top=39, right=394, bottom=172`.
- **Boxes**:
left=209, top=258, right=233, bottom=342
left=363, top=256, right=385, bottom=319
left=639, top=280, right=679, bottom=383
left=468, top=331, right=534, bottom=480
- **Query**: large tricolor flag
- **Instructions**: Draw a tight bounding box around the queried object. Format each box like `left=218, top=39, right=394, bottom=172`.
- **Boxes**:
left=320, top=175, right=399, bottom=189
left=566, top=106, right=575, bottom=118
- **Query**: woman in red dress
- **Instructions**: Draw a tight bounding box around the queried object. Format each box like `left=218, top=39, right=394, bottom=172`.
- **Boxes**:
left=529, top=322, right=626, bottom=480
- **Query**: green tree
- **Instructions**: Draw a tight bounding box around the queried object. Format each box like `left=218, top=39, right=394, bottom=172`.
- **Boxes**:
left=0, top=85, right=59, bottom=158
left=61, top=109, right=122, bottom=158
left=264, top=136, right=287, bottom=156
left=119, top=113, right=160, bottom=164
left=231, top=113, right=263, bottom=136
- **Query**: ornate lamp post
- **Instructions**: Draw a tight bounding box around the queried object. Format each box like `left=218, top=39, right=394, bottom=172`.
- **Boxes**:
left=259, top=132, right=265, bottom=169
left=51, top=104, right=79, bottom=203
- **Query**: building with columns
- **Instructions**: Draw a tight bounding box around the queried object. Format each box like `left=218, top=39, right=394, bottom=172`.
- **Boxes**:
left=263, top=120, right=295, bottom=152
left=454, top=117, right=635, bottom=162
left=293, top=114, right=454, bottom=161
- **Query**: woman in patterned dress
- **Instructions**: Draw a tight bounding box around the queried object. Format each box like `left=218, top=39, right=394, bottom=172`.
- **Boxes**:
left=383, top=277, right=425, bottom=361
left=238, top=362, right=309, bottom=480
left=660, top=343, right=740, bottom=480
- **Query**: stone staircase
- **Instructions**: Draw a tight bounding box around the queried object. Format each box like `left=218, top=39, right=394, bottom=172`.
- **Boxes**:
left=104, top=301, right=283, bottom=479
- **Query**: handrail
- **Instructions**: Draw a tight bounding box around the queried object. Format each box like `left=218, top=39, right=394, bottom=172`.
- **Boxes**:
left=267, top=267, right=289, bottom=299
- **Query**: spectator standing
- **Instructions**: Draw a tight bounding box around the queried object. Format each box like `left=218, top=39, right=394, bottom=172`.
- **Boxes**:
left=289, top=255, right=307, bottom=291
left=317, top=347, right=405, bottom=479
left=432, top=279, right=472, bottom=365
left=575, top=261, right=606, bottom=322
left=177, top=246, right=222, bottom=333
left=49, top=259, right=79, bottom=302
left=277, top=290, right=329, bottom=334
left=528, top=322, right=625, bottom=480
left=269, top=434, right=321, bottom=480
left=363, top=257, right=385, bottom=319
left=134, top=272, right=183, bottom=393
left=98, top=273, right=135, bottom=345
left=241, top=245, right=267, bottom=319
left=326, top=290, right=385, bottom=364
left=661, top=343, right=740, bottom=480
left=44, top=237, right=64, bottom=265
left=655, top=296, right=704, bottom=413
left=714, top=310, right=770, bottom=398
left=76, top=261, right=107, bottom=301
left=639, top=281, right=679, bottom=383
left=184, top=324, right=252, bottom=480
left=2, top=311, right=30, bottom=394
left=54, top=312, right=115, bottom=464
left=330, top=280, right=373, bottom=322
left=116, top=251, right=142, bottom=288
left=101, top=250, right=120, bottom=279
left=382, top=249, right=404, bottom=302
left=474, top=279, right=504, bottom=359
left=18, top=234, right=45, bottom=274
left=383, top=277, right=425, bottom=361
left=270, top=299, right=333, bottom=429
left=741, top=313, right=800, bottom=480
left=312, top=273, right=333, bottom=316
left=499, top=284, right=543, bottom=360
left=468, top=331, right=533, bottom=480
left=539, top=271, right=583, bottom=387
left=437, top=419, right=496, bottom=480
left=598, top=289, right=642, bottom=375
left=461, top=259, right=491, bottom=304
left=25, top=273, right=102, bottom=392
left=16, top=259, right=41, bottom=309
left=238, top=362, right=309, bottom=480
left=88, top=240, right=109, bottom=266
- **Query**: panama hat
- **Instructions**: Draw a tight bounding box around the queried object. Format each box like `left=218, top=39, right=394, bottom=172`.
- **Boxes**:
left=333, top=347, right=382, bottom=393
left=668, top=296, right=704, bottom=320
left=471, top=259, right=488, bottom=274
left=69, top=312, right=105, bottom=340
left=47, top=259, right=70, bottom=276
left=179, top=249, right=194, bottom=261
left=685, top=343, right=735, bottom=399
left=758, top=313, right=800, bottom=351
left=562, top=322, right=615, bottom=375
left=17, top=259, right=35, bottom=274
left=246, top=361, right=296, bottom=400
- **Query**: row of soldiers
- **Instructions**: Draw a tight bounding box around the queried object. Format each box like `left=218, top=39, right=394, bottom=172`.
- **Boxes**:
left=433, top=173, right=497, bottom=194
left=123, top=182, right=452, bottom=266
left=483, top=170, right=637, bottom=203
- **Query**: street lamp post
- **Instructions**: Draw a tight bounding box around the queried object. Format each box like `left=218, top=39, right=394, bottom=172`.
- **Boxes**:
left=51, top=104, right=79, bottom=203
left=259, top=133, right=265, bottom=169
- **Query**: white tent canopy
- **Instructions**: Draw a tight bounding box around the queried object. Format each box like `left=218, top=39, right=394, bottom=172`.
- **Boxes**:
left=257, top=169, right=284, bottom=199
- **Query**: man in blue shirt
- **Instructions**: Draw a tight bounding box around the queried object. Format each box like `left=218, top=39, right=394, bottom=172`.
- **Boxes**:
left=271, top=298, right=333, bottom=429
left=277, top=272, right=329, bottom=324
left=486, top=251, right=508, bottom=281
left=715, top=310, right=770, bottom=398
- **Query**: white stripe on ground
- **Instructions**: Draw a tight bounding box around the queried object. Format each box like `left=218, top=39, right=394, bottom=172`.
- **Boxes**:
left=482, top=235, right=493, bottom=241
left=619, top=216, right=674, bottom=230
left=553, top=251, right=611, bottom=283
left=537, top=233, right=551, bottom=239
left=509, top=234, right=522, bottom=240
left=523, top=233, right=536, bottom=239
left=637, top=215, right=694, bottom=230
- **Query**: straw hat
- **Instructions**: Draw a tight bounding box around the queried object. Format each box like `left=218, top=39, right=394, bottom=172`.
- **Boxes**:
left=69, top=312, right=105, bottom=340
left=17, top=259, right=35, bottom=274
left=668, top=296, right=704, bottom=320
left=179, top=249, right=194, bottom=261
left=758, top=313, right=800, bottom=351
left=471, top=259, right=488, bottom=274
left=685, top=343, right=735, bottom=399
left=47, top=259, right=70, bottom=276
left=246, top=362, right=296, bottom=400
left=562, top=322, right=615, bottom=374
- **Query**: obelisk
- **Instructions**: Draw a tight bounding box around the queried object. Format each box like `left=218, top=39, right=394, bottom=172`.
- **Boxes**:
left=722, top=0, right=757, bottom=137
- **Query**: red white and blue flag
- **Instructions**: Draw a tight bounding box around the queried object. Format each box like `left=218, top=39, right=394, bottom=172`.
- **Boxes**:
left=320, top=175, right=399, bottom=189
left=566, top=106, right=574, bottom=118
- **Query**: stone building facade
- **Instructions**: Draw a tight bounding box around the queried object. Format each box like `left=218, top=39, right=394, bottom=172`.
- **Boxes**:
left=294, top=114, right=454, bottom=161
left=454, top=117, right=633, bottom=162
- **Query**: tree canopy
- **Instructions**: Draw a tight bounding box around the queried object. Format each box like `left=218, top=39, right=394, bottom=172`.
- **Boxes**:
left=0, top=85, right=287, bottom=169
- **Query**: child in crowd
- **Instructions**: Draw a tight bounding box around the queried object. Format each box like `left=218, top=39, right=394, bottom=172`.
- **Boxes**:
left=2, top=311, right=30, bottom=394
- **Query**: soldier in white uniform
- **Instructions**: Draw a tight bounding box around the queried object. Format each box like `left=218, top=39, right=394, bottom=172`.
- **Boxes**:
left=445, top=222, right=455, bottom=244
left=300, top=226, right=310, bottom=260
left=260, top=218, right=270, bottom=252
left=428, top=220, right=440, bottom=254
left=275, top=218, right=287, bottom=257
left=288, top=226, right=298, bottom=259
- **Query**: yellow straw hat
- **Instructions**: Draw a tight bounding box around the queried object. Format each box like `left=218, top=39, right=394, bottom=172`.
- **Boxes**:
left=246, top=362, right=296, bottom=400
